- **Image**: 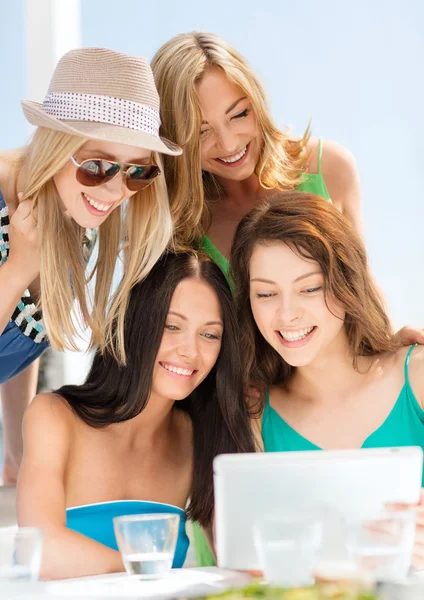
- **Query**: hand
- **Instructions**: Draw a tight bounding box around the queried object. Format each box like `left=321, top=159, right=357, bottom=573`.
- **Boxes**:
left=395, top=326, right=424, bottom=346
left=386, top=489, right=424, bottom=568
left=2, top=455, right=19, bottom=486
left=412, top=490, right=424, bottom=568
left=7, top=195, right=40, bottom=285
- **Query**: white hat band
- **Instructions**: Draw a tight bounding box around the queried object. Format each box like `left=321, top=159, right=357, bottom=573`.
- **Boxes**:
left=42, top=92, right=161, bottom=136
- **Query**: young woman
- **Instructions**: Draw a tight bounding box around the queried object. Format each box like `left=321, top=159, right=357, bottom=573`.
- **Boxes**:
left=151, top=31, right=362, bottom=268
left=230, top=191, right=424, bottom=567
left=17, top=251, right=255, bottom=579
left=0, top=47, right=181, bottom=484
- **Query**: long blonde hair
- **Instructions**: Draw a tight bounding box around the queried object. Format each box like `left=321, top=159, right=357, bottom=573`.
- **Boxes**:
left=4, top=127, right=172, bottom=362
left=151, top=31, right=310, bottom=246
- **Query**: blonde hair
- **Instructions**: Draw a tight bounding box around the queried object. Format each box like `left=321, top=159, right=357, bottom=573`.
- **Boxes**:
left=151, top=31, right=310, bottom=246
left=4, top=127, right=172, bottom=362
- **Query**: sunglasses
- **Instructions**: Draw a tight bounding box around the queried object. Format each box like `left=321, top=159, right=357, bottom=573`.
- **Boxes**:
left=70, top=155, right=161, bottom=191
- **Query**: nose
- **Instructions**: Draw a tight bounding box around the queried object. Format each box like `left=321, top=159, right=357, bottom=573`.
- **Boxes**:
left=176, top=333, right=199, bottom=361
left=216, top=126, right=238, bottom=155
left=275, top=295, right=303, bottom=326
left=101, top=169, right=127, bottom=198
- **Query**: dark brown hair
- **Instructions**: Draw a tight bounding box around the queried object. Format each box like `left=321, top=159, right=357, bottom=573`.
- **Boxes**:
left=57, top=251, right=255, bottom=526
left=230, top=191, right=399, bottom=392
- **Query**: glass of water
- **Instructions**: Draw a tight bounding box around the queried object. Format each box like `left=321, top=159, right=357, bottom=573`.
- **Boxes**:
left=253, top=513, right=323, bottom=587
left=113, top=514, right=180, bottom=580
left=0, top=527, right=43, bottom=582
left=346, top=510, right=416, bottom=582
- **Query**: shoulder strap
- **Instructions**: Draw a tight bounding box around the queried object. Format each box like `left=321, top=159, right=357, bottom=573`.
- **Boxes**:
left=264, top=388, right=271, bottom=406
left=404, top=344, right=418, bottom=385
left=317, top=137, right=324, bottom=173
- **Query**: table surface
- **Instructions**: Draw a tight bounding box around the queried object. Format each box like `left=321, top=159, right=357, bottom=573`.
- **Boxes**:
left=2, top=567, right=253, bottom=599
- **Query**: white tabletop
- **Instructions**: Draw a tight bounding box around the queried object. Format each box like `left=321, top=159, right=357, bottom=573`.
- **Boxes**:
left=3, top=567, right=252, bottom=599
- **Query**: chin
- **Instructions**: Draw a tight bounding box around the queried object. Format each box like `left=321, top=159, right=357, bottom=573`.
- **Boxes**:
left=76, top=214, right=107, bottom=228
left=274, top=346, right=318, bottom=368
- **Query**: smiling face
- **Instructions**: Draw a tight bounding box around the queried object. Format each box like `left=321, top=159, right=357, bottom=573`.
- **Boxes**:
left=53, top=140, right=154, bottom=228
left=249, top=242, right=346, bottom=368
left=195, top=67, right=262, bottom=182
left=152, top=277, right=223, bottom=401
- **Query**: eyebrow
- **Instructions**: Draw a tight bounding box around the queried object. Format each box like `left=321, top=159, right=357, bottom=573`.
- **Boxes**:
left=250, top=271, right=322, bottom=285
left=168, top=311, right=223, bottom=327
left=201, top=96, right=247, bottom=125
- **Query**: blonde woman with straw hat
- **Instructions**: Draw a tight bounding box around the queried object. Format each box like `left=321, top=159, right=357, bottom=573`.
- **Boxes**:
left=0, top=47, right=181, bottom=485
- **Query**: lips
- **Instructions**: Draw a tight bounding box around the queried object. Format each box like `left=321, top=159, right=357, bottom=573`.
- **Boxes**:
left=159, top=361, right=198, bottom=379
left=81, top=192, right=115, bottom=217
left=214, top=142, right=250, bottom=167
left=276, top=326, right=317, bottom=349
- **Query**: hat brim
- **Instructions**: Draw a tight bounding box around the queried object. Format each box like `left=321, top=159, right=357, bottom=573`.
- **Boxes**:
left=21, top=100, right=182, bottom=156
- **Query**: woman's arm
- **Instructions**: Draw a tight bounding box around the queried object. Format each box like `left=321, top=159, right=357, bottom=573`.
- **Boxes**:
left=17, top=393, right=124, bottom=580
left=0, top=199, right=40, bottom=334
left=1, top=359, right=40, bottom=485
left=319, top=141, right=423, bottom=346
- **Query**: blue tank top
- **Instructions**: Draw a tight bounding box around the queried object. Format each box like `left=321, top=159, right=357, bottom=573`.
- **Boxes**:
left=66, top=500, right=189, bottom=568
left=0, top=190, right=49, bottom=384
left=262, top=345, right=424, bottom=484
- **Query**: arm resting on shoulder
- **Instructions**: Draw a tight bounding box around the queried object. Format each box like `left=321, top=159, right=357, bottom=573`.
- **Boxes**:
left=1, top=359, right=40, bottom=484
left=17, top=394, right=124, bottom=580
left=321, top=141, right=423, bottom=345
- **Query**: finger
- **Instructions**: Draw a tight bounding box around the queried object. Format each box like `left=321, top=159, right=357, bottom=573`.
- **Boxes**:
left=16, top=199, right=33, bottom=220
left=412, top=546, right=424, bottom=568
left=385, top=503, right=412, bottom=511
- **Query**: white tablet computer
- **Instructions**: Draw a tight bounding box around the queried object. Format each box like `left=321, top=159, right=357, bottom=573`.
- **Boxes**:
left=214, top=447, right=423, bottom=570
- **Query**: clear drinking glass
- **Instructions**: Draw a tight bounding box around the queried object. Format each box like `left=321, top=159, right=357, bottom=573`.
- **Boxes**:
left=0, top=527, right=43, bottom=582
left=253, top=513, right=323, bottom=587
left=346, top=510, right=416, bottom=582
left=113, top=514, right=180, bottom=580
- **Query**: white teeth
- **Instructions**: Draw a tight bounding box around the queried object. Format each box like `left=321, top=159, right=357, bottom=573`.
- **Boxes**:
left=279, top=326, right=314, bottom=342
left=219, top=145, right=247, bottom=163
left=83, top=193, right=111, bottom=212
left=162, top=363, right=194, bottom=376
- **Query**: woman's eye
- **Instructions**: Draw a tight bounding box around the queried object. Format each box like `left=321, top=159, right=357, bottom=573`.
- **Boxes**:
left=200, top=128, right=210, bottom=136
left=256, top=292, right=274, bottom=299
left=232, top=108, right=250, bottom=120
left=303, top=286, right=322, bottom=294
left=202, top=332, right=221, bottom=340
left=165, top=324, right=179, bottom=331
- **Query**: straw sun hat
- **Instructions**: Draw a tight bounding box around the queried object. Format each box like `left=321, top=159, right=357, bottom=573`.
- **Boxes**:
left=21, top=47, right=182, bottom=156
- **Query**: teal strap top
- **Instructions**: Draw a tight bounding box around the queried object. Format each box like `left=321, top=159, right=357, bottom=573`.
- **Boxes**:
left=66, top=500, right=189, bottom=568
left=200, top=138, right=331, bottom=279
left=262, top=345, right=424, bottom=483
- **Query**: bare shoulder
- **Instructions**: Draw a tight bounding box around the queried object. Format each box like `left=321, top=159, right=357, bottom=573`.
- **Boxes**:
left=316, top=139, right=363, bottom=235
left=24, top=392, right=75, bottom=439
left=319, top=140, right=358, bottom=189
left=406, top=345, right=424, bottom=408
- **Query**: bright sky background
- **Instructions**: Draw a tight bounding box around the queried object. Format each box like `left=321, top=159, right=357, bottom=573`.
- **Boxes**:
left=1, top=0, right=423, bottom=328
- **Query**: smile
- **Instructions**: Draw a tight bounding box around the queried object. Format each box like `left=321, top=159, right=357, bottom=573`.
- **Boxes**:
left=160, top=362, right=196, bottom=377
left=215, top=143, right=250, bottom=166
left=279, top=326, right=315, bottom=342
left=82, top=192, right=114, bottom=213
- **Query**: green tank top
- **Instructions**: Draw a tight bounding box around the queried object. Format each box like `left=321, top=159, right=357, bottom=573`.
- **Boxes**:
left=262, top=345, right=424, bottom=483
left=193, top=139, right=331, bottom=567
left=200, top=138, right=331, bottom=279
